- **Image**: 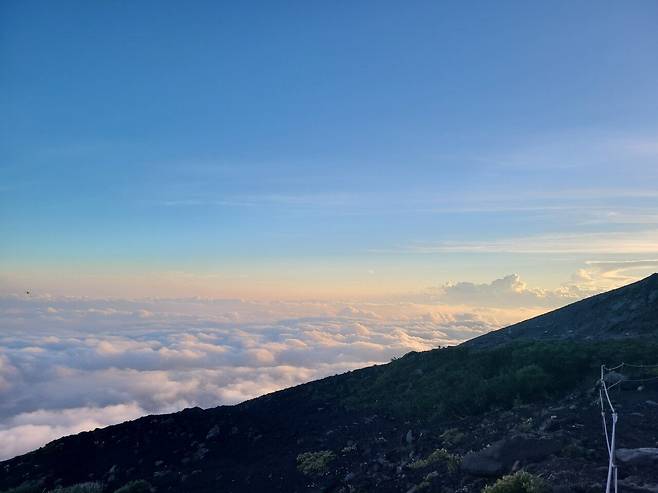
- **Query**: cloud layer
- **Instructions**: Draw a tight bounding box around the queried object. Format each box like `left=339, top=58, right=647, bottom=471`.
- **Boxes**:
left=0, top=268, right=644, bottom=460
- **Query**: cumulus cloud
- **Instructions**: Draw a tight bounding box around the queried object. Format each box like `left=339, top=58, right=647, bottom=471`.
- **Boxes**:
left=425, top=274, right=595, bottom=309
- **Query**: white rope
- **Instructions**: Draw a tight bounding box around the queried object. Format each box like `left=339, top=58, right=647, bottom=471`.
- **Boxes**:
left=605, top=412, right=618, bottom=493
left=599, top=388, right=611, bottom=455
left=599, top=361, right=658, bottom=493
left=619, top=362, right=658, bottom=368
left=602, top=377, right=616, bottom=414
left=606, top=379, right=623, bottom=391
left=600, top=365, right=617, bottom=493
left=618, top=375, right=658, bottom=383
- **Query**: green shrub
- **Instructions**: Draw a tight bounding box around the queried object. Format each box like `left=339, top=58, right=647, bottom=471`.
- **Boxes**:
left=409, top=448, right=461, bottom=473
left=515, top=365, right=550, bottom=399
left=48, top=483, right=103, bottom=493
left=482, top=471, right=549, bottom=493
left=113, top=480, right=152, bottom=493
left=312, top=339, right=658, bottom=421
left=51, top=483, right=103, bottom=493
left=516, top=417, right=534, bottom=433
left=561, top=442, right=590, bottom=459
left=296, top=450, right=336, bottom=475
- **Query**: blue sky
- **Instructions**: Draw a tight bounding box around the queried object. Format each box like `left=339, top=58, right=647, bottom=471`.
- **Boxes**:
left=2, top=0, right=658, bottom=297
left=3, top=0, right=658, bottom=460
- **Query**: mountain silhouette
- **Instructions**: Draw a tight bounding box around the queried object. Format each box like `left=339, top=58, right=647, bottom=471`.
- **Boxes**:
left=465, top=273, right=658, bottom=348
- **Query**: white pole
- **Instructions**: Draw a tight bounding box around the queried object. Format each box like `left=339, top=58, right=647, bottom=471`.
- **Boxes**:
left=614, top=461, right=618, bottom=493
left=605, top=412, right=617, bottom=493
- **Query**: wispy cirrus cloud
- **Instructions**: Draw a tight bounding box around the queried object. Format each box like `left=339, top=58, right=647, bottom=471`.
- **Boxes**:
left=482, top=130, right=658, bottom=171
left=398, top=230, right=658, bottom=255
left=581, top=259, right=658, bottom=285
left=157, top=192, right=360, bottom=209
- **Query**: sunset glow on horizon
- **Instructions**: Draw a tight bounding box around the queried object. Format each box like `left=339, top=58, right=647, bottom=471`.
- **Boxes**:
left=2, top=0, right=658, bottom=460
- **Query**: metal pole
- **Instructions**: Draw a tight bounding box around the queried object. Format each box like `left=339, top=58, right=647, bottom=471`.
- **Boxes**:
left=602, top=365, right=612, bottom=493
left=605, top=412, right=617, bottom=493
left=614, top=462, right=618, bottom=493
left=612, top=412, right=618, bottom=493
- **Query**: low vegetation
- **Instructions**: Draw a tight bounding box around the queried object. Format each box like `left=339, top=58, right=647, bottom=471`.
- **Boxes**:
left=482, top=471, right=550, bottom=493
left=50, top=484, right=103, bottom=493
left=112, top=481, right=152, bottom=493
left=408, top=448, right=461, bottom=473
left=296, top=450, right=336, bottom=475
left=309, top=339, right=658, bottom=420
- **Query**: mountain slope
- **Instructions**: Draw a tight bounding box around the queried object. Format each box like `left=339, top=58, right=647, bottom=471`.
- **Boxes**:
left=2, top=275, right=658, bottom=493
left=465, top=273, right=658, bottom=348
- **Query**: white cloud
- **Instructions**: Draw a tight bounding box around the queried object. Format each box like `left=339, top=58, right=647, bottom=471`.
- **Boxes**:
left=578, top=259, right=658, bottom=288
left=0, top=404, right=146, bottom=461
left=1, top=268, right=643, bottom=460
left=423, top=274, right=598, bottom=309
left=0, top=294, right=526, bottom=460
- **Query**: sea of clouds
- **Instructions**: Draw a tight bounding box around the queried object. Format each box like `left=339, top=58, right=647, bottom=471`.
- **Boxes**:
left=0, top=274, right=596, bottom=460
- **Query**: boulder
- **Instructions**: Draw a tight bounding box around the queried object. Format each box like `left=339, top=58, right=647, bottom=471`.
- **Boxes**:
left=618, top=479, right=658, bottom=493
left=462, top=435, right=563, bottom=476
left=206, top=425, right=221, bottom=440
left=461, top=454, right=503, bottom=476
left=616, top=448, right=658, bottom=465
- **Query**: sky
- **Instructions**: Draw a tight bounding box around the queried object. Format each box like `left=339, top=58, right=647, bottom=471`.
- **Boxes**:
left=2, top=0, right=658, bottom=459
